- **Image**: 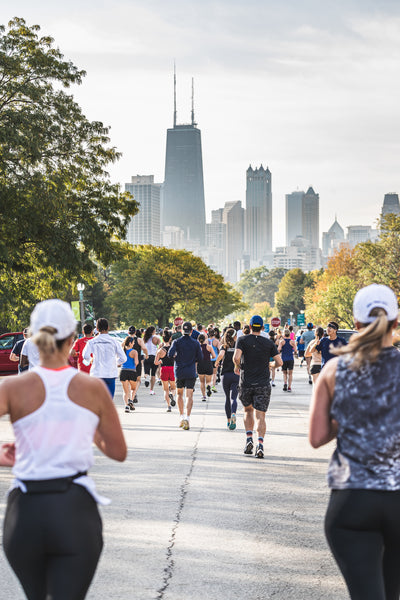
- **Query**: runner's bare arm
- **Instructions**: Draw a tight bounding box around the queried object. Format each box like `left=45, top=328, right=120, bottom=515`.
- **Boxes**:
left=309, top=358, right=338, bottom=448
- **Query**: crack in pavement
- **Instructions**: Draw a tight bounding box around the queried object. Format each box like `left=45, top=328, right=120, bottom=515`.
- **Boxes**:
left=156, top=402, right=208, bottom=600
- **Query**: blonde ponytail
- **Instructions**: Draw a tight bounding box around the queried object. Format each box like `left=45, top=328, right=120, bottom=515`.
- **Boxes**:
left=31, top=327, right=58, bottom=356
left=335, top=308, right=395, bottom=370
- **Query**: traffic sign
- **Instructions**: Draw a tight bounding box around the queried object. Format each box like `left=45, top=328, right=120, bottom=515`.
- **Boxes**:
left=297, top=314, right=305, bottom=326
left=271, top=317, right=281, bottom=328
left=174, top=317, right=184, bottom=327
left=264, top=324, right=270, bottom=333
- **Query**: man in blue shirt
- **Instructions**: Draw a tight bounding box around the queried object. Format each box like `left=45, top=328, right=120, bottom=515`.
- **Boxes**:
left=300, top=323, right=315, bottom=384
left=316, top=321, right=347, bottom=367
left=168, top=321, right=202, bottom=430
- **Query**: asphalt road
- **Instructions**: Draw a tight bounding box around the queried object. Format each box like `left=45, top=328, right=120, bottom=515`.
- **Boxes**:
left=0, top=364, right=348, bottom=599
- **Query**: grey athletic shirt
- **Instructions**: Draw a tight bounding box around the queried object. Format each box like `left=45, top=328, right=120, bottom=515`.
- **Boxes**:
left=328, top=347, right=400, bottom=490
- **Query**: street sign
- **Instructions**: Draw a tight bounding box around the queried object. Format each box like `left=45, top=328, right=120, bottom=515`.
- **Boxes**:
left=71, top=301, right=80, bottom=322
left=174, top=317, right=184, bottom=327
left=264, top=324, right=270, bottom=333
left=271, top=317, right=281, bottom=328
left=297, top=314, right=305, bottom=326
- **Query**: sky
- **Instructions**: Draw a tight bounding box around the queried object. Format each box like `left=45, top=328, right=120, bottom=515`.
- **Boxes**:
left=2, top=0, right=400, bottom=248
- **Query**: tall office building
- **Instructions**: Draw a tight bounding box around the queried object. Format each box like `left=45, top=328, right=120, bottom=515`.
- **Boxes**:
left=222, top=201, right=244, bottom=283
left=286, top=191, right=304, bottom=245
left=302, top=186, right=319, bottom=248
left=162, top=73, right=206, bottom=246
left=322, top=217, right=345, bottom=257
left=125, top=175, right=161, bottom=246
left=382, top=193, right=400, bottom=217
left=245, top=165, right=272, bottom=262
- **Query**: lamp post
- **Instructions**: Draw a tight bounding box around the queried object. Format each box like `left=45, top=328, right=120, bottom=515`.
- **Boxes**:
left=77, top=283, right=85, bottom=326
left=289, top=311, right=293, bottom=327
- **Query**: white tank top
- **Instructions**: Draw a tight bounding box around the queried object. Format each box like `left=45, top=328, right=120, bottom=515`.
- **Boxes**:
left=145, top=336, right=159, bottom=356
left=11, top=366, right=109, bottom=504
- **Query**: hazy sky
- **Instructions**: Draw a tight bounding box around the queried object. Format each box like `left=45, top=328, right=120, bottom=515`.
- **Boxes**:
left=2, top=0, right=400, bottom=248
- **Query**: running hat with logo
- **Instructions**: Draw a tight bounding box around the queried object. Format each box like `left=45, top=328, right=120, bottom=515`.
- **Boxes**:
left=353, top=284, right=399, bottom=324
left=182, top=321, right=193, bottom=334
left=250, top=315, right=263, bottom=330
left=307, top=322, right=313, bottom=329
left=30, top=299, right=77, bottom=340
left=128, top=326, right=136, bottom=335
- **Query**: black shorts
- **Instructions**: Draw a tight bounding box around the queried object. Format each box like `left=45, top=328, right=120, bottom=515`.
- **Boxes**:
left=120, top=369, right=137, bottom=382
left=144, top=355, right=157, bottom=376
left=239, top=385, right=271, bottom=413
left=298, top=350, right=305, bottom=357
left=282, top=360, right=294, bottom=371
left=136, top=362, right=142, bottom=377
left=197, top=360, right=213, bottom=375
left=310, top=364, right=321, bottom=375
left=176, top=378, right=196, bottom=390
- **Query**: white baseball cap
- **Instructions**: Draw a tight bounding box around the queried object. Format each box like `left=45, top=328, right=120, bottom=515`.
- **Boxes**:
left=353, top=284, right=399, bottom=324
left=30, top=299, right=77, bottom=340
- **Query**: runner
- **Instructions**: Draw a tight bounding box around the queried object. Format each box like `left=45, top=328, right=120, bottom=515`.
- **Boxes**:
left=82, top=318, right=126, bottom=399
left=168, top=321, right=202, bottom=430
left=70, top=323, right=94, bottom=374
left=296, top=330, right=305, bottom=365
left=128, top=326, right=148, bottom=403
left=233, top=315, right=282, bottom=458
left=300, top=323, right=315, bottom=384
left=316, top=321, right=347, bottom=367
left=120, top=336, right=138, bottom=413
left=196, top=333, right=215, bottom=401
left=304, top=326, right=323, bottom=384
left=208, top=328, right=220, bottom=392
left=215, top=328, right=239, bottom=430
left=143, top=326, right=161, bottom=395
left=268, top=330, right=277, bottom=386
left=309, top=284, right=400, bottom=600
left=278, top=329, right=297, bottom=392
left=0, top=299, right=126, bottom=600
left=154, top=330, right=177, bottom=412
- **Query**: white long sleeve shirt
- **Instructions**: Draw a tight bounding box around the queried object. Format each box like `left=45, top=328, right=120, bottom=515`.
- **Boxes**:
left=83, top=333, right=126, bottom=378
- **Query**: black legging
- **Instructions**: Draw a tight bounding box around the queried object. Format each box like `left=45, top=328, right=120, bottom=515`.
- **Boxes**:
left=325, top=489, right=400, bottom=600
left=3, top=485, right=103, bottom=600
left=222, top=371, right=239, bottom=419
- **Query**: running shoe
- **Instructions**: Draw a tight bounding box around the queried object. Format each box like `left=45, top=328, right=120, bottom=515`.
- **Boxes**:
left=255, top=444, right=264, bottom=459
left=169, top=393, right=176, bottom=406
left=128, top=402, right=135, bottom=412
left=167, top=406, right=172, bottom=412
left=244, top=439, right=254, bottom=454
left=157, top=379, right=162, bottom=386
left=229, top=414, right=236, bottom=430
left=144, top=380, right=149, bottom=388
left=181, top=419, right=190, bottom=430
left=133, top=396, right=138, bottom=403
left=212, top=386, right=217, bottom=393
left=124, top=405, right=130, bottom=413
left=150, top=390, right=155, bottom=395
left=216, top=374, right=221, bottom=383
left=287, top=387, right=292, bottom=392
left=202, top=396, right=206, bottom=402
left=227, top=421, right=230, bottom=428
left=283, top=383, right=287, bottom=391
left=179, top=419, right=184, bottom=428
left=309, top=377, right=312, bottom=385
left=206, top=385, right=212, bottom=397
left=271, top=382, right=276, bottom=387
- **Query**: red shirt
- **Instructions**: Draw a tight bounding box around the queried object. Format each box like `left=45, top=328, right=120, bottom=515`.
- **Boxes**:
left=72, top=336, right=93, bottom=373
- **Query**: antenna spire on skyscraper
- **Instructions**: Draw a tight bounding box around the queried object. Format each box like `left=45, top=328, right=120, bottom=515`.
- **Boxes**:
left=191, top=77, right=195, bottom=126
left=173, top=61, right=177, bottom=128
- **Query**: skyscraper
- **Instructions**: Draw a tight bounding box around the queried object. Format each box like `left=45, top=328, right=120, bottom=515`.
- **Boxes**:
left=245, top=165, right=272, bottom=262
left=302, top=186, right=319, bottom=248
left=382, top=193, right=400, bottom=217
left=223, top=201, right=244, bottom=282
left=286, top=191, right=304, bottom=245
left=125, top=175, right=161, bottom=246
left=162, top=73, right=206, bottom=246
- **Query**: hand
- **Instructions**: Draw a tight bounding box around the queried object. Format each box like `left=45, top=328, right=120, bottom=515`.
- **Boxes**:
left=0, top=442, right=16, bottom=467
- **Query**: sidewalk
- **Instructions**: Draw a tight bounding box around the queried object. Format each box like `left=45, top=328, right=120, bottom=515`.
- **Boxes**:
left=0, top=364, right=347, bottom=599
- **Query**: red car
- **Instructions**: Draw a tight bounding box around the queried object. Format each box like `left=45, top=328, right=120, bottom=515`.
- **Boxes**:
left=0, top=332, right=24, bottom=375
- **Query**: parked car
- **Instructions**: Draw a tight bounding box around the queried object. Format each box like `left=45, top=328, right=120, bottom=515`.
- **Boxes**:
left=0, top=331, right=24, bottom=375
left=337, top=329, right=357, bottom=343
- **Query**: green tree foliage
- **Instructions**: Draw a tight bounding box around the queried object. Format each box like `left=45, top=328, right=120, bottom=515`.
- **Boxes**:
left=305, top=275, right=358, bottom=328
left=275, top=268, right=313, bottom=322
left=0, top=18, right=138, bottom=329
left=236, top=266, right=287, bottom=306
left=107, top=246, right=245, bottom=327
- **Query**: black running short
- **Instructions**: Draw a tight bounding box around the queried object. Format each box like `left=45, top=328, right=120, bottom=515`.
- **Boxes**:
left=310, top=364, right=321, bottom=375
left=144, top=355, right=157, bottom=376
left=197, top=360, right=213, bottom=375
left=176, top=378, right=196, bottom=389
left=239, top=385, right=271, bottom=413
left=120, top=369, right=137, bottom=382
left=282, top=360, right=294, bottom=371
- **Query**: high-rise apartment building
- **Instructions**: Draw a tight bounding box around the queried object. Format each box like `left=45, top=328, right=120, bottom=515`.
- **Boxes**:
left=125, top=175, right=161, bottom=246
left=222, top=201, right=244, bottom=283
left=286, top=191, right=304, bottom=245
left=382, top=193, right=400, bottom=217
left=162, top=74, right=206, bottom=246
left=245, top=165, right=272, bottom=262
left=302, top=186, right=319, bottom=248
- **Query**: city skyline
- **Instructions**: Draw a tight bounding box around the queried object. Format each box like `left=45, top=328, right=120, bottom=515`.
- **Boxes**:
left=3, top=1, right=400, bottom=248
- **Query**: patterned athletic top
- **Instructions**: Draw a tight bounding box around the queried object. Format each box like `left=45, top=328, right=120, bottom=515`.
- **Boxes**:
left=328, top=346, right=400, bottom=490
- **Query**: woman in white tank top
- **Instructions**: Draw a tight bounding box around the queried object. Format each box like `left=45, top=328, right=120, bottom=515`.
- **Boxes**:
left=0, top=299, right=127, bottom=600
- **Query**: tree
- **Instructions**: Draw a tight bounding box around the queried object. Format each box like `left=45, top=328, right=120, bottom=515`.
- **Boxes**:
left=0, top=18, right=138, bottom=328
left=305, top=275, right=357, bottom=328
left=236, top=266, right=286, bottom=306
left=275, top=268, right=313, bottom=322
left=107, top=246, right=245, bottom=327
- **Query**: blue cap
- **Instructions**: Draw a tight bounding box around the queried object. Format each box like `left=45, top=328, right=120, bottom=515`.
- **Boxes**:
left=307, top=322, right=313, bottom=329
left=250, top=315, right=263, bottom=329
